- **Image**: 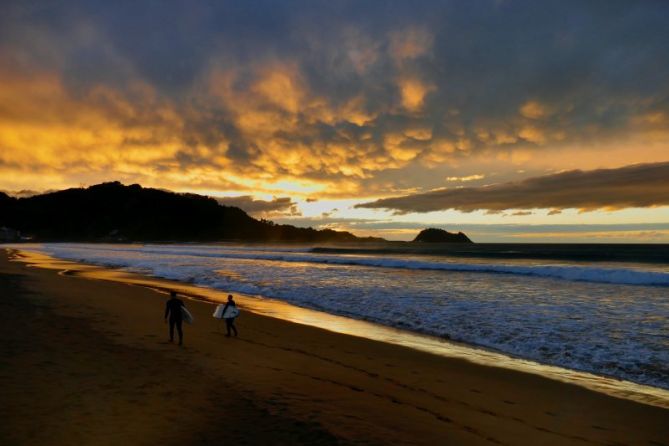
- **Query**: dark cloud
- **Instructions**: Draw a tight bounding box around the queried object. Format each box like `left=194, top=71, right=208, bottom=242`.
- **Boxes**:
left=357, top=162, right=669, bottom=213
left=275, top=217, right=669, bottom=234
left=215, top=195, right=299, bottom=217
left=278, top=217, right=669, bottom=233
left=1, top=0, right=669, bottom=193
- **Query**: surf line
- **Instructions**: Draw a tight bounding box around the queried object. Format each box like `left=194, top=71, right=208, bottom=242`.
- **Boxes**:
left=7, top=247, right=669, bottom=410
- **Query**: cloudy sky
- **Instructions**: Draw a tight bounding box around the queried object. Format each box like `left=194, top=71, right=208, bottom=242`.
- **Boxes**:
left=1, top=0, right=668, bottom=241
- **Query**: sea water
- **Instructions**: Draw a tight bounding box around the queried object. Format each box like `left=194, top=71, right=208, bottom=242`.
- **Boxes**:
left=14, top=242, right=669, bottom=390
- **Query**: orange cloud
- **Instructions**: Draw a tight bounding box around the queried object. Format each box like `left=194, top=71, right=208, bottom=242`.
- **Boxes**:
left=518, top=125, right=547, bottom=144
left=398, top=78, right=433, bottom=112
left=445, top=174, right=485, bottom=182
left=252, top=63, right=306, bottom=114
left=404, top=125, right=432, bottom=141
left=2, top=0, right=669, bottom=215
left=2, top=47, right=668, bottom=205
left=509, top=230, right=669, bottom=241
left=0, top=74, right=180, bottom=171
left=519, top=100, right=550, bottom=119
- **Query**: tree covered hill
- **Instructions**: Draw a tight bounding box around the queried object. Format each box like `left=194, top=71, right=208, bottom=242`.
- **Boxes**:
left=0, top=182, right=383, bottom=243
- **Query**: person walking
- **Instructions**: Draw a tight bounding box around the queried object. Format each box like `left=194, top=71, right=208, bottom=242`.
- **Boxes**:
left=221, top=294, right=239, bottom=337
left=164, top=291, right=185, bottom=345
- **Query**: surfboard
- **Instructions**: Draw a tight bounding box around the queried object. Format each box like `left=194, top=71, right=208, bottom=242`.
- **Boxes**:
left=223, top=306, right=240, bottom=319
left=212, top=304, right=225, bottom=319
left=181, top=306, right=194, bottom=324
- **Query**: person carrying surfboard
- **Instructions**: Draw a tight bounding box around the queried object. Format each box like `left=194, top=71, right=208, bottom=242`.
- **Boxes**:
left=221, top=294, right=239, bottom=337
left=164, top=291, right=186, bottom=345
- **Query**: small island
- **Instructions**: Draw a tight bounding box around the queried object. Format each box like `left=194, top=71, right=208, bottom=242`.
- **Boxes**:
left=412, top=228, right=472, bottom=243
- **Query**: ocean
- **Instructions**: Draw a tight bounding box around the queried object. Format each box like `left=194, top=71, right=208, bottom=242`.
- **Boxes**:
left=13, top=242, right=669, bottom=390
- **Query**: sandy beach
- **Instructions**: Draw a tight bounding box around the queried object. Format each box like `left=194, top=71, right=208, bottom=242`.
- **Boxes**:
left=1, top=248, right=668, bottom=446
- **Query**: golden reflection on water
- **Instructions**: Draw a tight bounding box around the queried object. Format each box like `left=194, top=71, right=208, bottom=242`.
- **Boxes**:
left=9, top=248, right=669, bottom=409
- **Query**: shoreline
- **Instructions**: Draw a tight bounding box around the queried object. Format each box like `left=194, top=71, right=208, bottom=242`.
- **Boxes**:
left=2, top=247, right=669, bottom=445
left=10, top=246, right=669, bottom=410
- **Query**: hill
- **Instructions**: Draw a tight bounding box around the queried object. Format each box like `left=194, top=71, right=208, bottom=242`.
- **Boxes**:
left=412, top=228, right=472, bottom=243
left=0, top=182, right=383, bottom=243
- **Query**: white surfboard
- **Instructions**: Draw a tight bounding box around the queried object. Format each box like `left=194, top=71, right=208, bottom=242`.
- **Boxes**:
left=223, top=306, right=240, bottom=319
left=212, top=304, right=225, bottom=319
left=181, top=306, right=194, bottom=324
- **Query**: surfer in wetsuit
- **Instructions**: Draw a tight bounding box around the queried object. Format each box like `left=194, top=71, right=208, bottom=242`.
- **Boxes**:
left=164, top=291, right=184, bottom=345
left=222, top=294, right=238, bottom=337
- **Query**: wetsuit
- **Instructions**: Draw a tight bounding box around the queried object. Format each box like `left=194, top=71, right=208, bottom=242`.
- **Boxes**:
left=164, top=297, right=184, bottom=344
left=222, top=301, right=238, bottom=337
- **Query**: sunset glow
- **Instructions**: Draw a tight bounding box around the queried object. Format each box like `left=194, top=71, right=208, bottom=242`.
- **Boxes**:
left=2, top=1, right=668, bottom=241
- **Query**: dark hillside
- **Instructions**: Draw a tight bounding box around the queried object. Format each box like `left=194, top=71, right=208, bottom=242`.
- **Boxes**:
left=0, top=182, right=383, bottom=243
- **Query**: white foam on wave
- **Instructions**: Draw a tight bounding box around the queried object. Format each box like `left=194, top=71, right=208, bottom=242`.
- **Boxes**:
left=65, top=243, right=669, bottom=286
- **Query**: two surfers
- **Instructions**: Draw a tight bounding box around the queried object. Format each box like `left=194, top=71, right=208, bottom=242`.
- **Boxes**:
left=164, top=291, right=239, bottom=345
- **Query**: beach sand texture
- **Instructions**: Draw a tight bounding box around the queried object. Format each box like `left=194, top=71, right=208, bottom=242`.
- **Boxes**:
left=1, top=249, right=667, bottom=445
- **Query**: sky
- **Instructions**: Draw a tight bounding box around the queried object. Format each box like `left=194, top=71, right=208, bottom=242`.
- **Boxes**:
left=1, top=0, right=668, bottom=242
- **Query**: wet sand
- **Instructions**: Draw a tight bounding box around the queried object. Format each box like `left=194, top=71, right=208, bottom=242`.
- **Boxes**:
left=1, top=249, right=667, bottom=445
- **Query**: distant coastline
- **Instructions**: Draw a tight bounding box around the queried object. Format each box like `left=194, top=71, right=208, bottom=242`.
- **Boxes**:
left=0, top=182, right=473, bottom=245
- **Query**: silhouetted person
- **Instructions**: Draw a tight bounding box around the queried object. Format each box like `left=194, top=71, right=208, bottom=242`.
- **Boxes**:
left=164, top=291, right=184, bottom=345
left=222, top=294, right=238, bottom=337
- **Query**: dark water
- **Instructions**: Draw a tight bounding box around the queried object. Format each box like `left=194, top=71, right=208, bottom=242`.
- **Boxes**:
left=312, top=243, right=669, bottom=265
